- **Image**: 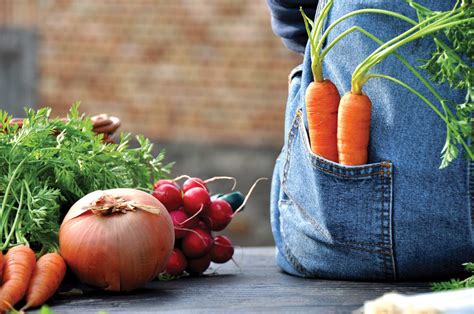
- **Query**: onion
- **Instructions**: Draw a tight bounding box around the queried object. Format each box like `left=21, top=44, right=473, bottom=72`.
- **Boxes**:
left=59, top=188, right=174, bottom=291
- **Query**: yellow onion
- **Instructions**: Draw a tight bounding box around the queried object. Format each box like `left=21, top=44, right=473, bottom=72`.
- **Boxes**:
left=59, top=188, right=174, bottom=291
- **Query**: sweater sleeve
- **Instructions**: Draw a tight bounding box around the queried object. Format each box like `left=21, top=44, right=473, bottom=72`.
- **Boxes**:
left=267, top=0, right=318, bottom=54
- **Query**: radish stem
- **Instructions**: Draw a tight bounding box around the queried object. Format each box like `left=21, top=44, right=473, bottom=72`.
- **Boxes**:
left=232, top=178, right=268, bottom=216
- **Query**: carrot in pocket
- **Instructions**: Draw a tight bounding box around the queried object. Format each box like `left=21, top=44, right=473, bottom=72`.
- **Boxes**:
left=0, top=245, right=36, bottom=312
left=337, top=93, right=372, bottom=165
left=306, top=80, right=340, bottom=162
left=301, top=0, right=340, bottom=162
left=22, top=252, right=67, bottom=311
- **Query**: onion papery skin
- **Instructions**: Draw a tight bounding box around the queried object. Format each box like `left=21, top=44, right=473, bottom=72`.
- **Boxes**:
left=59, top=188, right=174, bottom=292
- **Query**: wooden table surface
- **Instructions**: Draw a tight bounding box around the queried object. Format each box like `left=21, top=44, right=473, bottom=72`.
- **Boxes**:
left=43, top=247, right=431, bottom=314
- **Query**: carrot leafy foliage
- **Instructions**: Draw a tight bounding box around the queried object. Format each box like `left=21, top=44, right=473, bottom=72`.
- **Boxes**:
left=432, top=262, right=474, bottom=291
left=407, top=0, right=473, bottom=167
left=0, top=103, right=172, bottom=254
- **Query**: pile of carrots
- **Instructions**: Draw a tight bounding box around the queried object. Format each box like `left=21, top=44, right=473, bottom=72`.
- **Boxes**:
left=0, top=246, right=66, bottom=312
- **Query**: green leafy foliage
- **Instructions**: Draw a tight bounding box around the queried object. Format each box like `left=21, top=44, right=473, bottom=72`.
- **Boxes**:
left=432, top=262, right=474, bottom=291
left=407, top=0, right=473, bottom=167
left=0, top=103, right=172, bottom=254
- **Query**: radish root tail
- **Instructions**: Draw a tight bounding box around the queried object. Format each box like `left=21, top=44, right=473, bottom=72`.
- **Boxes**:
left=232, top=177, right=268, bottom=216
left=173, top=175, right=208, bottom=190
left=172, top=174, right=192, bottom=183
left=180, top=204, right=204, bottom=225
left=204, top=176, right=237, bottom=191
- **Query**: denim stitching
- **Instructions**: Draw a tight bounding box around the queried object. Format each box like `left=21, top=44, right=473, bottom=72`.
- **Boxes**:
left=282, top=111, right=301, bottom=187
left=288, top=65, right=303, bottom=86
left=281, top=185, right=333, bottom=242
left=388, top=167, right=397, bottom=280
left=283, top=242, right=312, bottom=276
left=381, top=173, right=388, bottom=278
left=283, top=186, right=396, bottom=252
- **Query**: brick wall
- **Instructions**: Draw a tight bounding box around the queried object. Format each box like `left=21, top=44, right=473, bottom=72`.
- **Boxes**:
left=0, top=0, right=301, bottom=148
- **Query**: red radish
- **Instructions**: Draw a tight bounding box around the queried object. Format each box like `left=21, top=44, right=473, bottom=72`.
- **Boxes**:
left=182, top=227, right=212, bottom=258
left=169, top=210, right=197, bottom=239
left=163, top=248, right=187, bottom=276
left=153, top=179, right=180, bottom=190
left=197, top=219, right=212, bottom=233
left=210, top=235, right=234, bottom=264
left=183, top=177, right=208, bottom=192
left=152, top=184, right=183, bottom=211
left=204, top=199, right=233, bottom=231
left=186, top=254, right=211, bottom=275
left=183, top=187, right=211, bottom=216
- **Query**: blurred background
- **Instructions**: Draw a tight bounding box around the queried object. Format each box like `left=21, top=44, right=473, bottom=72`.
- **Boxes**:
left=0, top=0, right=301, bottom=246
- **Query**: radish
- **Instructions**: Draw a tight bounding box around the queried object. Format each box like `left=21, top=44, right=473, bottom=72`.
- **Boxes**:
left=186, top=254, right=211, bottom=276
left=163, top=248, right=187, bottom=276
left=204, top=199, right=233, bottom=231
left=152, top=184, right=183, bottom=212
left=183, top=177, right=208, bottom=193
left=153, top=179, right=180, bottom=190
left=197, top=218, right=212, bottom=233
left=182, top=227, right=212, bottom=258
left=183, top=187, right=211, bottom=216
left=209, top=235, right=234, bottom=264
left=169, top=210, right=197, bottom=239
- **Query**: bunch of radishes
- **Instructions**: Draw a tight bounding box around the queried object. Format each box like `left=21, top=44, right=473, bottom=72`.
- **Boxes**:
left=151, top=176, right=262, bottom=277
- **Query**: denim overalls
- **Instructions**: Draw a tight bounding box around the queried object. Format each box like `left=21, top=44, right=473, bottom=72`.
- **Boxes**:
left=270, top=0, right=474, bottom=281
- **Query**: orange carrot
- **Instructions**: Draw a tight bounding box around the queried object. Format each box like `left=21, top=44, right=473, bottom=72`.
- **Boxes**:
left=22, top=253, right=67, bottom=310
left=0, top=245, right=36, bottom=312
left=306, top=80, right=340, bottom=162
left=337, top=92, right=372, bottom=165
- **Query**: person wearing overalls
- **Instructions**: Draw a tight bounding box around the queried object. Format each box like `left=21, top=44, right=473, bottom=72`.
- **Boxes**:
left=267, top=0, right=473, bottom=280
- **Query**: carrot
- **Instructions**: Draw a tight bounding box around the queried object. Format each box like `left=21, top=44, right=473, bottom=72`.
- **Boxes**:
left=0, top=245, right=36, bottom=312
left=306, top=80, right=340, bottom=162
left=301, top=1, right=340, bottom=162
left=337, top=93, right=372, bottom=165
left=22, top=252, right=67, bottom=310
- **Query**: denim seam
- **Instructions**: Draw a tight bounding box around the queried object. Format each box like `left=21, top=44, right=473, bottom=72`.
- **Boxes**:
left=381, top=173, right=387, bottom=277
left=281, top=198, right=395, bottom=257
left=282, top=241, right=312, bottom=277
left=282, top=188, right=395, bottom=251
left=379, top=169, right=396, bottom=280
left=389, top=168, right=397, bottom=280
left=288, top=65, right=303, bottom=86
left=281, top=185, right=333, bottom=242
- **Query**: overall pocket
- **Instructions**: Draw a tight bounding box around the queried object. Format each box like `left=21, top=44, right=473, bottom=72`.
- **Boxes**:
left=278, top=108, right=396, bottom=280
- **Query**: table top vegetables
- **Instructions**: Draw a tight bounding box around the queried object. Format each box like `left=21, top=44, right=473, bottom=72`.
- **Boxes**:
left=0, top=104, right=171, bottom=310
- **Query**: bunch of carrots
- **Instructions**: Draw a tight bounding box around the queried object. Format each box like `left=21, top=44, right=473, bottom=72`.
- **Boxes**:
left=302, top=0, right=473, bottom=167
left=0, top=246, right=66, bottom=312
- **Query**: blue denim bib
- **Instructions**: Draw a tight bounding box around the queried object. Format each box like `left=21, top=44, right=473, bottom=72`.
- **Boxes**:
left=270, top=0, right=473, bottom=280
